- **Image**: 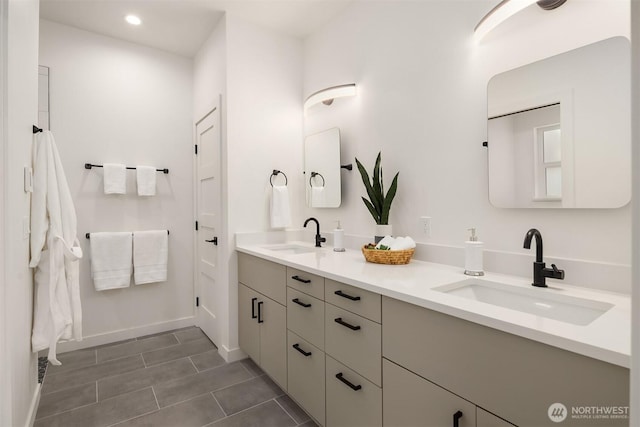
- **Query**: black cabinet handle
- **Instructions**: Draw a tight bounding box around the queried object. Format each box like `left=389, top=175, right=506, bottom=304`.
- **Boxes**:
left=257, top=301, right=264, bottom=323
left=205, top=237, right=218, bottom=245
left=251, top=297, right=257, bottom=319
left=453, top=410, right=463, bottom=427
left=334, top=290, right=361, bottom=301
left=334, top=317, right=361, bottom=331
left=292, top=343, right=312, bottom=357
left=292, top=298, right=311, bottom=308
left=335, top=373, right=362, bottom=391
left=291, top=275, right=311, bottom=284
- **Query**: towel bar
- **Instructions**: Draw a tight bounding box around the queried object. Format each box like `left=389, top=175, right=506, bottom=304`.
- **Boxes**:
left=86, top=230, right=170, bottom=239
left=84, top=163, right=169, bottom=174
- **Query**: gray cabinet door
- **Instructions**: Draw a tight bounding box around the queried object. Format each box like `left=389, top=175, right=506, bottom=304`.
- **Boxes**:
left=259, top=295, right=287, bottom=390
left=238, top=283, right=260, bottom=363
left=383, top=358, right=476, bottom=427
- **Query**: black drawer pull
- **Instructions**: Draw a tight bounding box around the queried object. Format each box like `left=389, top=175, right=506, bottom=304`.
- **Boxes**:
left=292, top=298, right=311, bottom=308
left=335, top=372, right=362, bottom=391
left=334, top=317, right=361, bottom=331
left=257, top=301, right=264, bottom=323
left=251, top=297, right=257, bottom=319
left=334, top=290, right=361, bottom=301
left=291, top=275, right=311, bottom=284
left=453, top=410, right=463, bottom=427
left=292, top=343, right=312, bottom=357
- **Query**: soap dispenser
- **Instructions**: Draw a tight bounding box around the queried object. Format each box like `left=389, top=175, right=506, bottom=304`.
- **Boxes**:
left=333, top=220, right=345, bottom=252
left=464, top=228, right=484, bottom=276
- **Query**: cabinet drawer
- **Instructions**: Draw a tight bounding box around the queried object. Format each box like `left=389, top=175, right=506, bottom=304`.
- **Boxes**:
left=287, top=287, right=324, bottom=350
left=383, top=358, right=476, bottom=427
left=287, top=267, right=324, bottom=300
left=325, top=279, right=380, bottom=323
left=382, top=297, right=629, bottom=427
left=325, top=304, right=381, bottom=386
left=238, top=253, right=286, bottom=305
left=287, top=331, right=325, bottom=426
left=326, top=356, right=381, bottom=427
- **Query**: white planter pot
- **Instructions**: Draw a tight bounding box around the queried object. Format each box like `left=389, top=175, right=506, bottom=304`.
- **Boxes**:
left=374, top=224, right=393, bottom=243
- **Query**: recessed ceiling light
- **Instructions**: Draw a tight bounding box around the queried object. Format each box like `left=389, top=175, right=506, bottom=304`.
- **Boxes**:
left=125, top=15, right=142, bottom=26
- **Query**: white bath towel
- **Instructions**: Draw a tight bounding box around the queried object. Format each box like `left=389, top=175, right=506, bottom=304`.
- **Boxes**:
left=103, top=163, right=126, bottom=194
left=390, top=236, right=417, bottom=250
left=133, top=230, right=168, bottom=285
left=310, top=186, right=326, bottom=207
left=90, top=232, right=132, bottom=290
left=136, top=165, right=156, bottom=196
left=270, top=185, right=291, bottom=228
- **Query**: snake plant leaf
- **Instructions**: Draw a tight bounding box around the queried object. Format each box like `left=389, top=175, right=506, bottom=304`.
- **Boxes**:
left=372, top=153, right=383, bottom=212
left=362, top=197, right=380, bottom=223
left=356, top=157, right=382, bottom=214
left=380, top=172, right=399, bottom=225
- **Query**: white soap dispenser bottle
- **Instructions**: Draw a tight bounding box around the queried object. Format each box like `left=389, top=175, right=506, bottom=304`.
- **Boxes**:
left=333, top=220, right=345, bottom=252
left=464, top=228, right=484, bottom=276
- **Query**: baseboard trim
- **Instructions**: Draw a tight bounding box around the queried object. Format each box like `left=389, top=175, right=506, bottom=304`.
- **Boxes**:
left=25, top=383, right=41, bottom=427
left=219, top=344, right=246, bottom=363
left=54, top=317, right=196, bottom=354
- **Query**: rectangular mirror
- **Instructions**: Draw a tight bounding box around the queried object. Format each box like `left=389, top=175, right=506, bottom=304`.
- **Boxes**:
left=304, top=128, right=341, bottom=208
left=487, top=37, right=630, bottom=208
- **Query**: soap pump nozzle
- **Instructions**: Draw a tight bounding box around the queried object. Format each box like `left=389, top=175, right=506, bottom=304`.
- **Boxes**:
left=467, top=228, right=478, bottom=242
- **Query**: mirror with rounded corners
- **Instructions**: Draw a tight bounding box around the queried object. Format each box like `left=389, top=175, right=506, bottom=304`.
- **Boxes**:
left=304, top=128, right=341, bottom=208
left=487, top=37, right=630, bottom=208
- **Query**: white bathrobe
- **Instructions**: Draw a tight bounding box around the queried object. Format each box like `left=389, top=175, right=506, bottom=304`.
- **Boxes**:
left=30, top=131, right=83, bottom=365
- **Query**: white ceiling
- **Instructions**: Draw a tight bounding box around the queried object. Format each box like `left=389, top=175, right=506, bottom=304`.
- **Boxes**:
left=40, top=0, right=353, bottom=57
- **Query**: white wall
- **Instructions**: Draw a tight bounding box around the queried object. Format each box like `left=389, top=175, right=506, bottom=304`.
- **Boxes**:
left=194, top=14, right=303, bottom=358
left=301, top=1, right=631, bottom=291
left=39, top=20, right=195, bottom=346
left=1, top=0, right=40, bottom=425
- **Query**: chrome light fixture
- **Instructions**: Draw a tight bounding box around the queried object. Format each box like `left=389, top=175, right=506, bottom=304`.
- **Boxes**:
left=304, top=84, right=356, bottom=111
left=474, top=0, right=567, bottom=42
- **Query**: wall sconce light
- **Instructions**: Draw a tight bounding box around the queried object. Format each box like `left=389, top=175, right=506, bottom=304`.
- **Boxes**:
left=304, top=83, right=356, bottom=111
left=474, top=0, right=567, bottom=42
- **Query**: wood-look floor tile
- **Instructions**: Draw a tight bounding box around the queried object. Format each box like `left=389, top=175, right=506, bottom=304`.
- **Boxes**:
left=97, top=333, right=178, bottom=363
left=45, top=349, right=96, bottom=376
left=142, top=337, right=215, bottom=367
left=275, top=395, right=310, bottom=425
left=214, top=375, right=284, bottom=415
left=36, top=382, right=97, bottom=419
left=207, top=400, right=296, bottom=427
left=190, top=350, right=225, bottom=372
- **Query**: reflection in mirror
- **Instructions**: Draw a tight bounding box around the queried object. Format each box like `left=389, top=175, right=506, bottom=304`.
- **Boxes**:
left=305, top=128, right=341, bottom=208
left=486, top=37, right=630, bottom=209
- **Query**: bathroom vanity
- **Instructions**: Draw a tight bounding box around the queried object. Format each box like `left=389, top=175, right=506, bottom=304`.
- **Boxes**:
left=236, top=241, right=630, bottom=427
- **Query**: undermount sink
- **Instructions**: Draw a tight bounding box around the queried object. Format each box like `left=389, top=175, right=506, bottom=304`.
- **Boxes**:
left=261, top=243, right=318, bottom=255
left=434, top=279, right=613, bottom=326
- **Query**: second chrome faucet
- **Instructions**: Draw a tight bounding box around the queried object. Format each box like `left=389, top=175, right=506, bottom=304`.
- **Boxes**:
left=523, top=228, right=565, bottom=287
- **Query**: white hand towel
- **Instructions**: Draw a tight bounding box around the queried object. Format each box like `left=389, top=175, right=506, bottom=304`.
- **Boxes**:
left=134, top=230, right=168, bottom=285
left=90, top=232, right=132, bottom=290
left=310, top=187, right=326, bottom=207
left=375, top=235, right=395, bottom=249
left=270, top=185, right=291, bottom=228
left=136, top=165, right=156, bottom=196
left=390, top=236, right=417, bottom=250
left=103, top=163, right=126, bottom=194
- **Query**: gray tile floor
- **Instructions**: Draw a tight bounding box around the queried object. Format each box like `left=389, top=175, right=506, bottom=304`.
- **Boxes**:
left=36, top=327, right=317, bottom=427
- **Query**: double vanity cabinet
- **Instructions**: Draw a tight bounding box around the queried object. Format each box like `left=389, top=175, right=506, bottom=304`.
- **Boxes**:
left=237, top=252, right=629, bottom=427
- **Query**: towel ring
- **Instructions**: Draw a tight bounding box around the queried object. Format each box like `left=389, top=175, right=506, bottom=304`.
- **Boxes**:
left=270, top=170, right=288, bottom=187
left=309, top=172, right=325, bottom=188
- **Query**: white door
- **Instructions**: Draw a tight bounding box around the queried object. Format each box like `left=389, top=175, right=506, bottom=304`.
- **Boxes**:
left=195, top=104, right=221, bottom=346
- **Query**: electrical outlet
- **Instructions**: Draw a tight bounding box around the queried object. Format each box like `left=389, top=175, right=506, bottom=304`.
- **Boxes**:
left=420, top=216, right=431, bottom=237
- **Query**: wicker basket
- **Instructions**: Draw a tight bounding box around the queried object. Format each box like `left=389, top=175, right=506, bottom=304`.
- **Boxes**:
left=361, top=246, right=415, bottom=265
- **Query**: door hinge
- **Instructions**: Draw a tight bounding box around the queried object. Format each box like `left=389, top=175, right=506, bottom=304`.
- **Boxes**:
left=196, top=297, right=199, bottom=307
left=194, top=144, right=198, bottom=155
left=195, top=221, right=198, bottom=231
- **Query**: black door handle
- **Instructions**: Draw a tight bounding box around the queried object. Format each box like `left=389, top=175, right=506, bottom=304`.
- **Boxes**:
left=251, top=297, right=257, bottom=319
left=292, top=343, right=312, bottom=357
left=257, top=301, right=264, bottom=323
left=291, top=275, right=311, bottom=284
left=205, top=237, right=218, bottom=245
left=453, top=410, right=463, bottom=427
left=334, top=317, right=361, bottom=331
left=292, top=298, right=311, bottom=308
left=335, top=373, right=362, bottom=391
left=334, top=290, right=361, bottom=301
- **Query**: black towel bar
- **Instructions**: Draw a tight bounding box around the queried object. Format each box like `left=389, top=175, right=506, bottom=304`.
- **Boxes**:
left=270, top=169, right=288, bottom=186
left=86, top=230, right=170, bottom=239
left=84, top=163, right=169, bottom=174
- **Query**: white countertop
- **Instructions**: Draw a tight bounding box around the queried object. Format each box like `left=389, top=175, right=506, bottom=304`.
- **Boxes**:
left=235, top=239, right=631, bottom=368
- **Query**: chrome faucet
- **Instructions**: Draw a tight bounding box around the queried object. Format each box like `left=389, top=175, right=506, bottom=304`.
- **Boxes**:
left=304, top=217, right=326, bottom=248
left=523, top=228, right=565, bottom=287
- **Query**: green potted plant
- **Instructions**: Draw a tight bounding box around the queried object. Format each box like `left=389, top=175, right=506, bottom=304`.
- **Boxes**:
left=355, top=152, right=399, bottom=242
